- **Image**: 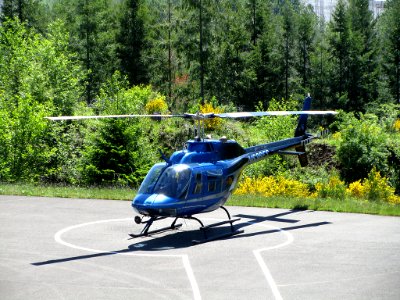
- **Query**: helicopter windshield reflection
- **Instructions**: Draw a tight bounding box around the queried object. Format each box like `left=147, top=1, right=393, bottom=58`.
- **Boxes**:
left=154, top=165, right=191, bottom=199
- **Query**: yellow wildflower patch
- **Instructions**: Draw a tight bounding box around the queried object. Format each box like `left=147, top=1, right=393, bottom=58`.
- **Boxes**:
left=234, top=176, right=310, bottom=198
left=362, top=169, right=395, bottom=201
left=145, top=96, right=168, bottom=114
left=346, top=169, right=398, bottom=203
left=394, top=119, right=400, bottom=132
left=199, top=102, right=223, bottom=130
left=347, top=180, right=365, bottom=198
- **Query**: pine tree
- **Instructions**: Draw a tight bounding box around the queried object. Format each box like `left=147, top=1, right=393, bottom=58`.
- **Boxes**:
left=310, top=20, right=332, bottom=109
left=280, top=0, right=298, bottom=100
left=250, top=0, right=282, bottom=107
left=117, top=0, right=147, bottom=86
left=146, top=0, right=176, bottom=103
left=327, top=0, right=351, bottom=109
left=1, top=0, right=50, bottom=32
left=347, top=0, right=379, bottom=111
left=380, top=0, right=400, bottom=103
left=52, top=0, right=120, bottom=104
left=297, top=4, right=317, bottom=94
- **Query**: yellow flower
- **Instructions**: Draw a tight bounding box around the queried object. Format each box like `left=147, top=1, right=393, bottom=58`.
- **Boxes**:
left=235, top=176, right=310, bottom=198
left=394, top=119, right=400, bottom=132
left=347, top=180, right=364, bottom=198
left=199, top=102, right=223, bottom=130
left=145, top=96, right=168, bottom=114
left=363, top=169, right=395, bottom=201
left=388, top=195, right=400, bottom=205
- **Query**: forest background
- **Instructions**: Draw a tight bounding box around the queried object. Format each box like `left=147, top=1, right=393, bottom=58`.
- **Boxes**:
left=0, top=0, right=399, bottom=205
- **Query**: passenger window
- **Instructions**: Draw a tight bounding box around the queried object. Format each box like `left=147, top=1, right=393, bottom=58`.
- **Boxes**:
left=193, top=173, right=202, bottom=194
left=207, top=175, right=221, bottom=193
left=208, top=181, right=216, bottom=192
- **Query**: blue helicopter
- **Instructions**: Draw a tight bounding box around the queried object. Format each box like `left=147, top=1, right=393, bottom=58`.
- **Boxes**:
left=46, top=96, right=336, bottom=243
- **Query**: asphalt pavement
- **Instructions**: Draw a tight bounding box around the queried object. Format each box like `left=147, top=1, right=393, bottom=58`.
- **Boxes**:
left=0, top=195, right=399, bottom=300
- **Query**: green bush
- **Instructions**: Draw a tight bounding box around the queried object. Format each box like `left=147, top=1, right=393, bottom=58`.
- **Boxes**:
left=335, top=112, right=390, bottom=183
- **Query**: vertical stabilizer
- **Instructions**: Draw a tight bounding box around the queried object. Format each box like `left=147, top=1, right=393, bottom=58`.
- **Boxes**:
left=294, top=96, right=312, bottom=137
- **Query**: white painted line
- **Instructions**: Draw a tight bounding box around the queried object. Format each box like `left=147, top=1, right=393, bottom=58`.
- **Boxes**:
left=182, top=255, right=202, bottom=300
left=254, top=251, right=283, bottom=300
left=252, top=223, right=294, bottom=300
left=54, top=217, right=294, bottom=300
left=54, top=218, right=201, bottom=300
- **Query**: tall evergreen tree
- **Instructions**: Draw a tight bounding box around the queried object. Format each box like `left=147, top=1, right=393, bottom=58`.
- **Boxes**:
left=327, top=0, right=351, bottom=109
left=52, top=0, right=120, bottom=104
left=280, top=0, right=298, bottom=100
left=117, top=0, right=147, bottom=86
left=245, top=0, right=264, bottom=46
left=174, top=0, right=214, bottom=105
left=347, top=0, right=379, bottom=111
left=380, top=0, right=400, bottom=103
left=1, top=0, right=50, bottom=32
left=297, top=4, right=317, bottom=94
left=204, top=0, right=249, bottom=106
left=143, top=0, right=177, bottom=105
left=250, top=1, right=282, bottom=107
left=310, top=20, right=332, bottom=109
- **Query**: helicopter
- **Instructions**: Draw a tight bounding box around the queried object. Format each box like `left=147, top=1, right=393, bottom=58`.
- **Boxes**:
left=46, top=95, right=336, bottom=243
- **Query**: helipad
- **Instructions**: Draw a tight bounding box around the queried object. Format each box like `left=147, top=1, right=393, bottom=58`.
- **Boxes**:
left=0, top=195, right=399, bottom=299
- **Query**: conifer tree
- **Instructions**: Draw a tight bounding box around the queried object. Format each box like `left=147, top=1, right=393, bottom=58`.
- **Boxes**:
left=380, top=0, right=400, bottom=103
left=297, top=5, right=317, bottom=94
left=117, top=0, right=147, bottom=86
left=327, top=0, right=351, bottom=109
left=347, top=0, right=379, bottom=111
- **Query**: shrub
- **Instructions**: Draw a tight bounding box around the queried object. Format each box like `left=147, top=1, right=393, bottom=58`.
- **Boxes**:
left=361, top=169, right=396, bottom=202
left=234, top=176, right=310, bottom=198
left=346, top=169, right=400, bottom=203
left=335, top=112, right=390, bottom=183
left=315, top=175, right=347, bottom=199
left=145, top=96, right=168, bottom=114
left=347, top=180, right=364, bottom=198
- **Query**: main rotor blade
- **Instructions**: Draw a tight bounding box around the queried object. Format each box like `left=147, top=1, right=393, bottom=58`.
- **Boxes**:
left=215, top=110, right=337, bottom=118
left=45, top=110, right=337, bottom=121
left=45, top=114, right=185, bottom=121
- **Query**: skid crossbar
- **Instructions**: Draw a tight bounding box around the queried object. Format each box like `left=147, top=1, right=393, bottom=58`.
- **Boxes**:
left=129, top=206, right=243, bottom=243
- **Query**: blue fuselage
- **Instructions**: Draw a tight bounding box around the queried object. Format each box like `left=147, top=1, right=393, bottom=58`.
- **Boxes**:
left=132, top=139, right=246, bottom=217
left=132, top=135, right=310, bottom=217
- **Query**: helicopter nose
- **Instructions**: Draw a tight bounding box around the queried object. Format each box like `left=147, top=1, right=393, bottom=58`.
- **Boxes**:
left=132, top=193, right=155, bottom=214
left=132, top=193, right=178, bottom=216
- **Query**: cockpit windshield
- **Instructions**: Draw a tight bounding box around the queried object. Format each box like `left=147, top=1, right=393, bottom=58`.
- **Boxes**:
left=138, top=163, right=192, bottom=199
left=154, top=165, right=191, bottom=199
left=138, top=163, right=167, bottom=194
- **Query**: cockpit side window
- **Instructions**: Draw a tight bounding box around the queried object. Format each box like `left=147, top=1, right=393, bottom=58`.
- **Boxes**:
left=138, top=163, right=167, bottom=194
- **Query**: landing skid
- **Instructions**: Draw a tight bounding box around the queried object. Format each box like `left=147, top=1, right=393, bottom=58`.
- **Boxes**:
left=191, top=206, right=244, bottom=244
left=128, top=216, right=182, bottom=239
left=128, top=206, right=243, bottom=243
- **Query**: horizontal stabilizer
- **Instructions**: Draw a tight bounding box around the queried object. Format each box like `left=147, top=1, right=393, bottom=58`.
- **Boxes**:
left=277, top=150, right=306, bottom=156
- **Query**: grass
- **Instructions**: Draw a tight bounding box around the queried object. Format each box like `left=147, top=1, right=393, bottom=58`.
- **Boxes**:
left=227, top=195, right=400, bottom=216
left=0, top=182, right=399, bottom=216
left=0, top=182, right=134, bottom=200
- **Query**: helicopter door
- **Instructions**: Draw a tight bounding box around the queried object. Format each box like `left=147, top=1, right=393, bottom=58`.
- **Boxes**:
left=181, top=172, right=204, bottom=214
